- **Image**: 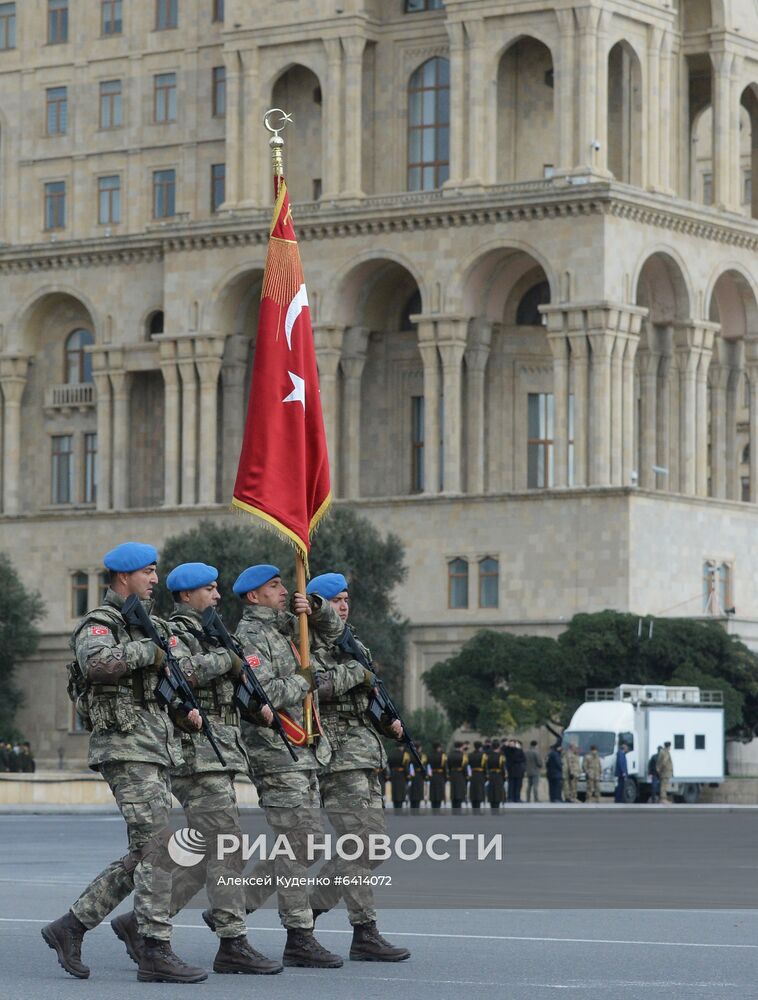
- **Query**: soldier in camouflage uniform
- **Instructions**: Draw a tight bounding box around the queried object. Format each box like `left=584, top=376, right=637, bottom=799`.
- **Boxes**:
left=225, top=564, right=344, bottom=968
left=42, top=542, right=208, bottom=984
left=562, top=743, right=580, bottom=803
left=583, top=744, right=602, bottom=803
left=111, top=562, right=282, bottom=976
left=305, top=573, right=410, bottom=962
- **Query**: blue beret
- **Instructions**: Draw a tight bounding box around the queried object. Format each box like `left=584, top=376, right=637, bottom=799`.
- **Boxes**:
left=233, top=564, right=280, bottom=596
left=103, top=542, right=158, bottom=573
left=166, top=562, right=218, bottom=592
left=306, top=573, right=348, bottom=600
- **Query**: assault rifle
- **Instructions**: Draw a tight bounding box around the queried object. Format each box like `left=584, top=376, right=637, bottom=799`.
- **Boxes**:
left=335, top=626, right=423, bottom=769
left=122, top=594, right=226, bottom=768
left=200, top=606, right=299, bottom=762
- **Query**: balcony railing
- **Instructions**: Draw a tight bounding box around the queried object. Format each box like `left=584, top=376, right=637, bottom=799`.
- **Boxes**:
left=45, top=382, right=95, bottom=410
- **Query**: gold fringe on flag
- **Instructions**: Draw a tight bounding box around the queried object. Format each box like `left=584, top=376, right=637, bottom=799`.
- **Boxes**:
left=261, top=237, right=305, bottom=307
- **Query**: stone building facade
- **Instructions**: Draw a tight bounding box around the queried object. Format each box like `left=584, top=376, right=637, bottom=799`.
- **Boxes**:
left=1, top=0, right=758, bottom=766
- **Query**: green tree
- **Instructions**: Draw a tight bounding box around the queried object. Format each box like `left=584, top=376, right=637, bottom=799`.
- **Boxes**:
left=402, top=707, right=453, bottom=751
left=0, top=553, right=45, bottom=739
left=423, top=630, right=580, bottom=735
left=155, top=508, right=409, bottom=694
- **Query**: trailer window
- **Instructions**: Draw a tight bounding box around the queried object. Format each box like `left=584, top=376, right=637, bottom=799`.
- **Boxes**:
left=695, top=734, right=705, bottom=749
left=619, top=731, right=634, bottom=751
left=562, top=731, right=615, bottom=755
left=674, top=734, right=685, bottom=749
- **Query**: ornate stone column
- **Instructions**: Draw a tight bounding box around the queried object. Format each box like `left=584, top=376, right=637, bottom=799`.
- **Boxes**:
left=712, top=49, right=737, bottom=211
left=588, top=327, right=614, bottom=487
left=196, top=336, right=225, bottom=505
left=177, top=339, right=198, bottom=506
left=109, top=358, right=130, bottom=510
left=341, top=36, right=366, bottom=198
left=622, top=331, right=641, bottom=486
left=593, top=9, right=612, bottom=174
left=658, top=32, right=674, bottom=192
left=0, top=355, right=29, bottom=516
left=221, top=335, right=250, bottom=501
left=576, top=6, right=601, bottom=171
left=91, top=350, right=112, bottom=511
left=673, top=324, right=703, bottom=495
left=465, top=20, right=486, bottom=185
left=158, top=339, right=180, bottom=506
left=322, top=39, right=343, bottom=199
left=657, top=349, right=673, bottom=491
left=240, top=46, right=261, bottom=207
left=222, top=48, right=242, bottom=208
left=465, top=319, right=492, bottom=494
left=545, top=315, right=570, bottom=487
left=313, top=325, right=345, bottom=478
left=709, top=342, right=730, bottom=499
left=725, top=341, right=745, bottom=501
left=414, top=316, right=441, bottom=495
left=554, top=8, right=576, bottom=172
left=437, top=317, right=468, bottom=493
left=638, top=336, right=661, bottom=489
left=568, top=328, right=589, bottom=487
left=747, top=357, right=758, bottom=503
left=647, top=27, right=663, bottom=190
left=695, top=324, right=716, bottom=497
left=340, top=326, right=369, bottom=499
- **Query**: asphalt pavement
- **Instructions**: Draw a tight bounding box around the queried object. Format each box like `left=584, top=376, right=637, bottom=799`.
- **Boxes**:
left=1, top=811, right=757, bottom=1000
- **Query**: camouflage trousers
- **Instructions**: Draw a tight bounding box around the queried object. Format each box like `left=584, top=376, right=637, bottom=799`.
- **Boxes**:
left=168, top=771, right=247, bottom=939
left=243, top=769, right=322, bottom=929
left=71, top=761, right=173, bottom=940
left=562, top=773, right=578, bottom=803
left=586, top=777, right=601, bottom=802
left=310, top=768, right=385, bottom=926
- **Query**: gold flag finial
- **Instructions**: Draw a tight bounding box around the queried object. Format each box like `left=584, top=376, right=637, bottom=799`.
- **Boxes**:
left=263, top=108, right=293, bottom=178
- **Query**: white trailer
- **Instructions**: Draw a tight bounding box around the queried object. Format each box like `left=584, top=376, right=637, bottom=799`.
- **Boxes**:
left=563, top=684, right=725, bottom=803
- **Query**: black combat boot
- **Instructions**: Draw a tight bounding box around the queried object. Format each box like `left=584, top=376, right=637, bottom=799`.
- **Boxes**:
left=350, top=921, right=411, bottom=962
left=213, top=935, right=283, bottom=975
left=111, top=910, right=143, bottom=964
left=136, top=937, right=208, bottom=983
left=282, top=928, right=343, bottom=968
left=41, top=910, right=90, bottom=979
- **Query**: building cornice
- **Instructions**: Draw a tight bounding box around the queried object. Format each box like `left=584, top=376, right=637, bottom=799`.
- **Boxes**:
left=2, top=180, right=758, bottom=273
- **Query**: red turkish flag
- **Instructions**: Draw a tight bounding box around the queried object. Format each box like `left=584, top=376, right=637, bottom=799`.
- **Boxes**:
left=232, top=176, right=331, bottom=566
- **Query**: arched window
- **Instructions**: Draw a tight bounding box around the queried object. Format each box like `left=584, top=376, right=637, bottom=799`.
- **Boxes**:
left=516, top=281, right=550, bottom=325
left=400, top=289, right=421, bottom=330
left=448, top=558, right=468, bottom=609
left=408, top=57, right=450, bottom=191
left=147, top=310, right=164, bottom=338
left=478, top=557, right=499, bottom=608
left=65, top=329, right=94, bottom=383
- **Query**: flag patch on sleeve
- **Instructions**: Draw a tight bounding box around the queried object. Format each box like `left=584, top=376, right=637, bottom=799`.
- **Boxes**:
left=246, top=654, right=261, bottom=668
left=89, top=626, right=109, bottom=636
left=169, top=636, right=179, bottom=648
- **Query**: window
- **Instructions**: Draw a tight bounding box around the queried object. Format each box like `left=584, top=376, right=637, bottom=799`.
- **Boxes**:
left=84, top=433, right=97, bottom=503
left=156, top=0, right=177, bottom=29
left=101, top=0, right=122, bottom=35
left=147, top=310, right=164, bottom=337
left=65, top=329, right=94, bottom=383
left=673, top=734, right=685, bottom=750
left=479, top=557, right=499, bottom=608
left=154, top=73, right=177, bottom=123
left=0, top=3, right=16, bottom=50
left=405, top=0, right=444, bottom=10
left=48, top=0, right=68, bottom=44
left=44, top=181, right=66, bottom=230
left=742, top=476, right=750, bottom=502
left=702, top=172, right=713, bottom=206
left=99, top=79, right=122, bottom=129
left=212, top=0, right=224, bottom=21
left=46, top=87, right=68, bottom=136
left=71, top=571, right=89, bottom=617
left=411, top=395, right=425, bottom=492
left=210, top=163, right=225, bottom=212
left=153, top=169, right=176, bottom=218
left=212, top=66, right=226, bottom=117
left=312, top=178, right=322, bottom=200
left=98, top=175, right=121, bottom=224
left=528, top=393, right=554, bottom=489
left=516, top=281, right=550, bottom=325
left=619, top=731, right=634, bottom=751
left=51, top=435, right=73, bottom=504
left=702, top=561, right=732, bottom=613
left=695, top=734, right=705, bottom=750
left=407, top=57, right=450, bottom=191
left=448, top=558, right=468, bottom=609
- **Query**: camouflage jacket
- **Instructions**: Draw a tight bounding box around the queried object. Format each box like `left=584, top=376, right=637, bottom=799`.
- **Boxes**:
left=168, top=604, right=252, bottom=779
left=310, top=628, right=387, bottom=774
left=235, top=598, right=342, bottom=775
left=656, top=748, right=673, bottom=777
left=583, top=751, right=602, bottom=779
left=72, top=589, right=182, bottom=772
left=563, top=750, right=581, bottom=778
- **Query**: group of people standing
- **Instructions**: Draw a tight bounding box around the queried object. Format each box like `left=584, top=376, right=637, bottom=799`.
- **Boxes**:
left=546, top=741, right=675, bottom=803
left=386, top=738, right=545, bottom=810
left=41, top=542, right=410, bottom=985
left=0, top=740, right=35, bottom=772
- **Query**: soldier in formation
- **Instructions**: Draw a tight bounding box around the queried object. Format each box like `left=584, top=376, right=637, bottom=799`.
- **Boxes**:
left=387, top=742, right=413, bottom=809
left=656, top=741, right=674, bottom=803
left=468, top=741, right=488, bottom=811
left=305, top=571, right=410, bottom=961
left=427, top=742, right=448, bottom=809
left=562, top=743, right=580, bottom=803
left=408, top=743, right=430, bottom=810
left=487, top=742, right=506, bottom=811
left=447, top=741, right=470, bottom=811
